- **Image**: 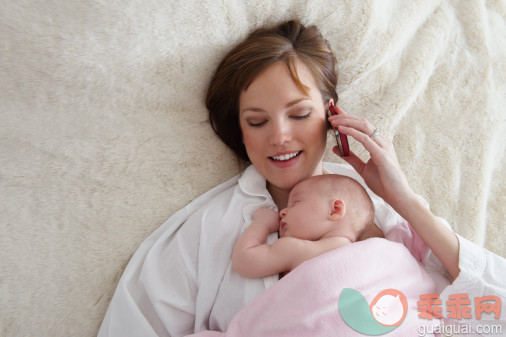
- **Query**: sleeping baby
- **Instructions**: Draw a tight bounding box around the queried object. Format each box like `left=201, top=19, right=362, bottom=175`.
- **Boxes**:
left=188, top=175, right=439, bottom=336
left=231, top=173, right=382, bottom=278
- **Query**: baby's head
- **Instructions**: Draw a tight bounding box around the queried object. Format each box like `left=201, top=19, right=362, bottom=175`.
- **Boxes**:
left=279, top=174, right=379, bottom=242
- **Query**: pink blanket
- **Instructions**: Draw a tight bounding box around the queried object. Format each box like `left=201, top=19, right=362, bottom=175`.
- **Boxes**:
left=189, top=224, right=440, bottom=336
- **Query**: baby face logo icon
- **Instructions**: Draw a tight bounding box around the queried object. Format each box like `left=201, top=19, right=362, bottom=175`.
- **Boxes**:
left=370, top=289, right=408, bottom=327
left=339, top=288, right=408, bottom=335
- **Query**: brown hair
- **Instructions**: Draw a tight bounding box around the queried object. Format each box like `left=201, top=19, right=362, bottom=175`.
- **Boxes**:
left=206, top=20, right=338, bottom=162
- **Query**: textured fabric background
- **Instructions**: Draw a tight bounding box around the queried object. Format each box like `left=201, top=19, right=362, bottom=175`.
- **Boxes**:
left=1, top=1, right=504, bottom=336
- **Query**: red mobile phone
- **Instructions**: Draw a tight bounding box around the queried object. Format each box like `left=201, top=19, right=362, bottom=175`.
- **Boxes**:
left=329, top=101, right=350, bottom=157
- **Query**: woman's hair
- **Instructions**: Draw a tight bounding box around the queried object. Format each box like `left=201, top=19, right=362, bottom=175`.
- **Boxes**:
left=206, top=19, right=338, bottom=162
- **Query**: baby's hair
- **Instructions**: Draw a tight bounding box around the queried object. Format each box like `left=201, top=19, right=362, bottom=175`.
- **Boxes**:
left=306, top=174, right=376, bottom=238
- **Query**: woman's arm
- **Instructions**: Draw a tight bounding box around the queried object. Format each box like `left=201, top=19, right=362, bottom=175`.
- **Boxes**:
left=392, top=192, right=460, bottom=279
left=328, top=107, right=460, bottom=280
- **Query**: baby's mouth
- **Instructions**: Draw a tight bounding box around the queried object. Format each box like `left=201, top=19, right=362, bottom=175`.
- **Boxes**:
left=279, top=221, right=287, bottom=235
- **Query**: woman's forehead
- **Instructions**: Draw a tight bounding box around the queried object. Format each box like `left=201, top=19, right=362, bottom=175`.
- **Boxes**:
left=239, top=60, right=319, bottom=106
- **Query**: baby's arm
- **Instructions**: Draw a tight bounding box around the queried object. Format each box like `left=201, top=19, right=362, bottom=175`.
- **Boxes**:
left=232, top=208, right=350, bottom=278
left=232, top=207, right=285, bottom=278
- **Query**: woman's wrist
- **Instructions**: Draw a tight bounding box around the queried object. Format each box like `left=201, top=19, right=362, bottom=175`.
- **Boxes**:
left=392, top=191, right=461, bottom=280
left=387, top=188, right=421, bottom=220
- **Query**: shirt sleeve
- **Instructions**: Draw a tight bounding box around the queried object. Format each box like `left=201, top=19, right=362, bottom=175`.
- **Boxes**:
left=437, top=234, right=506, bottom=326
left=450, top=234, right=506, bottom=298
left=97, top=208, right=204, bottom=337
left=98, top=175, right=240, bottom=337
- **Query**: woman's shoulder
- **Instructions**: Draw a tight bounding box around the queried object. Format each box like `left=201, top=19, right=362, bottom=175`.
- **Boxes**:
left=186, top=172, right=241, bottom=213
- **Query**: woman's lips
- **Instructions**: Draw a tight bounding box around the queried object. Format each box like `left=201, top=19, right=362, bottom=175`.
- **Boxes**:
left=270, top=151, right=301, bottom=161
left=269, top=151, right=302, bottom=168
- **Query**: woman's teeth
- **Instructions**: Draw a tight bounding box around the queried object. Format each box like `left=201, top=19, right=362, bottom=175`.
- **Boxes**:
left=271, top=151, right=300, bottom=161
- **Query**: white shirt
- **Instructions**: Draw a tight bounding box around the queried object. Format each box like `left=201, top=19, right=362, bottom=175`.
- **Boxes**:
left=98, top=163, right=506, bottom=337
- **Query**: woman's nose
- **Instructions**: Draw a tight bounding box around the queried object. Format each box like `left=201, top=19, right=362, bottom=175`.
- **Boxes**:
left=270, top=119, right=292, bottom=145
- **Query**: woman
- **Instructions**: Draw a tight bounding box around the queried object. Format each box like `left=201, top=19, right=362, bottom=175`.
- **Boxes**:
left=98, top=20, right=505, bottom=336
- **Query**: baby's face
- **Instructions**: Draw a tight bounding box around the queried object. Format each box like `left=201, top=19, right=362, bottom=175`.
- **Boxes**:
left=279, top=180, right=332, bottom=240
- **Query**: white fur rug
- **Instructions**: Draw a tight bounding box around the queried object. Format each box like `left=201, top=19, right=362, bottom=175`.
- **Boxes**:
left=1, top=1, right=504, bottom=336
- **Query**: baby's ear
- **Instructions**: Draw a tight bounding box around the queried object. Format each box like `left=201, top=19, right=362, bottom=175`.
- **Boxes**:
left=330, top=199, right=345, bottom=219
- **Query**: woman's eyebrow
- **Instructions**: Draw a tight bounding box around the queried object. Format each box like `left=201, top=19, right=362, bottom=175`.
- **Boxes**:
left=240, top=107, right=266, bottom=114
left=241, top=98, right=311, bottom=114
left=285, top=98, right=311, bottom=108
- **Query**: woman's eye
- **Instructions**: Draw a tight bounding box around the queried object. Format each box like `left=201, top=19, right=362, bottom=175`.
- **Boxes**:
left=292, top=110, right=312, bottom=120
left=248, top=120, right=266, bottom=127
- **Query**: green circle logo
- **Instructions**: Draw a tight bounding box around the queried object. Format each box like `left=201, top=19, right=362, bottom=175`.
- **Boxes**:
left=339, top=288, right=408, bottom=335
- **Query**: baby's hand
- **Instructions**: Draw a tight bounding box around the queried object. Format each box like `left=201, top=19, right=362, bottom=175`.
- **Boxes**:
left=253, top=207, right=280, bottom=233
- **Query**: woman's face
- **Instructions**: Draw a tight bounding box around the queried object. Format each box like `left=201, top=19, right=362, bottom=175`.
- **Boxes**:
left=239, top=59, right=328, bottom=198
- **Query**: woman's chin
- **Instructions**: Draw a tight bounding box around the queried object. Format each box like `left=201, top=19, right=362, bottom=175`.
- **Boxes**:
left=268, top=176, right=299, bottom=192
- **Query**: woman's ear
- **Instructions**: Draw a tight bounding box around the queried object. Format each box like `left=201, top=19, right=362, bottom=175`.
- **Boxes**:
left=330, top=199, right=345, bottom=219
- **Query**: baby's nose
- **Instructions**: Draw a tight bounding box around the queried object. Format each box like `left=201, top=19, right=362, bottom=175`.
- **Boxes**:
left=279, top=208, right=287, bottom=218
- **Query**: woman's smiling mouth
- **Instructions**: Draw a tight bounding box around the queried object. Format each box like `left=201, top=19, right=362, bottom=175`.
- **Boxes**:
left=270, top=151, right=302, bottom=161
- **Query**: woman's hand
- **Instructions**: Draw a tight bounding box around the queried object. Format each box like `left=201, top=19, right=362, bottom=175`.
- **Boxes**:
left=253, top=207, right=281, bottom=233
left=328, top=105, right=416, bottom=211
left=329, top=105, right=460, bottom=280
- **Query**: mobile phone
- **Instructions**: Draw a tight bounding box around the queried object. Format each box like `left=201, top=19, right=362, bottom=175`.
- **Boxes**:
left=329, top=101, right=350, bottom=157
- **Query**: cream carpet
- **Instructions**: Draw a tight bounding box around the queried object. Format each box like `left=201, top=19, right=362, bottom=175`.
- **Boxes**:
left=1, top=1, right=504, bottom=336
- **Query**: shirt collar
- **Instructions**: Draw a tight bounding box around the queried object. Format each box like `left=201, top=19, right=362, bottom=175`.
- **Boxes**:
left=237, top=162, right=349, bottom=203
left=237, top=165, right=272, bottom=199
left=238, top=162, right=338, bottom=200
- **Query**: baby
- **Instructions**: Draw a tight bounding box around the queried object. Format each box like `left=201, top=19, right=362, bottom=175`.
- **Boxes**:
left=232, top=174, right=382, bottom=278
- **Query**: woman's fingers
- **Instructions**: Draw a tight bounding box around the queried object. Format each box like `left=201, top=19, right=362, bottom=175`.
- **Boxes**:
left=331, top=115, right=376, bottom=137
left=333, top=146, right=365, bottom=172
left=328, top=105, right=417, bottom=209
left=332, top=104, right=348, bottom=116
left=329, top=107, right=388, bottom=152
left=328, top=104, right=389, bottom=157
left=337, top=124, right=385, bottom=158
left=329, top=108, right=378, bottom=142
